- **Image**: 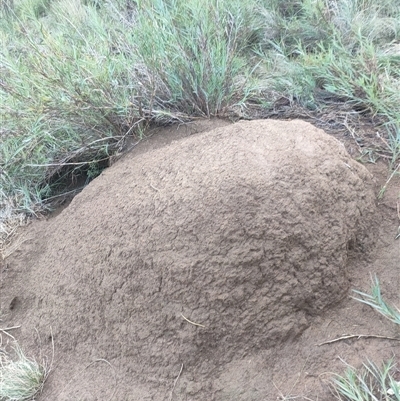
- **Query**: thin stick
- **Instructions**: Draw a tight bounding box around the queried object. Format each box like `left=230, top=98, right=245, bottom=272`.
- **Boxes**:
left=169, top=363, right=184, bottom=401
left=180, top=313, right=205, bottom=328
left=317, top=334, right=400, bottom=346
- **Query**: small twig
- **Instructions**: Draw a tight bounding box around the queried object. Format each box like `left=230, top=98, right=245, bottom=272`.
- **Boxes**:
left=180, top=313, right=205, bottom=328
left=169, top=363, right=184, bottom=401
left=317, top=334, right=400, bottom=346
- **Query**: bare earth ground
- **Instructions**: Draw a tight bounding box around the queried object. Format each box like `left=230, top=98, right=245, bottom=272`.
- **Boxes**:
left=0, top=118, right=399, bottom=401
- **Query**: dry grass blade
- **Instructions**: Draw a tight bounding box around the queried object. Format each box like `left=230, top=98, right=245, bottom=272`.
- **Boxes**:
left=168, top=363, right=184, bottom=401
left=396, top=197, right=400, bottom=239
left=180, top=313, right=205, bottom=328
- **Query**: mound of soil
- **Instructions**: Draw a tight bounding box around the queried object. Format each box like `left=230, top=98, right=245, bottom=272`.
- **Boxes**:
left=2, top=120, right=379, bottom=400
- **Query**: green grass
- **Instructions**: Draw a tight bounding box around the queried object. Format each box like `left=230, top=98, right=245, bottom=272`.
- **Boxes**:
left=333, top=359, right=400, bottom=401
left=1, top=0, right=400, bottom=238
left=0, top=344, right=47, bottom=401
left=333, top=277, right=400, bottom=400
left=353, top=275, right=400, bottom=325
left=1, top=1, right=400, bottom=396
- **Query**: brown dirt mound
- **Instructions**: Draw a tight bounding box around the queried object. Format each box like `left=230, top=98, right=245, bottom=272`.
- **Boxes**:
left=1, top=119, right=380, bottom=400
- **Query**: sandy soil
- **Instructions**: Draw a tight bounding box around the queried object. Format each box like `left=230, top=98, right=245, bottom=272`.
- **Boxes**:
left=0, top=118, right=399, bottom=401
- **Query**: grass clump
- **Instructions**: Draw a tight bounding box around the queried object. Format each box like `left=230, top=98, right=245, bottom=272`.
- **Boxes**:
left=333, top=276, right=400, bottom=400
left=256, top=0, right=400, bottom=161
left=333, top=359, right=400, bottom=401
left=131, top=0, right=263, bottom=116
left=1, top=0, right=400, bottom=242
left=0, top=0, right=264, bottom=241
left=0, top=344, right=47, bottom=401
left=352, top=275, right=400, bottom=325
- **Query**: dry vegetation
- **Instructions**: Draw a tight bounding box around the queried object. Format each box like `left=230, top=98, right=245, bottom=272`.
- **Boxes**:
left=1, top=0, right=399, bottom=239
left=1, top=0, right=400, bottom=399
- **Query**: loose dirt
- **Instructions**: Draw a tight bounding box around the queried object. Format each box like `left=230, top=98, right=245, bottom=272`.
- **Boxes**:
left=0, top=119, right=399, bottom=401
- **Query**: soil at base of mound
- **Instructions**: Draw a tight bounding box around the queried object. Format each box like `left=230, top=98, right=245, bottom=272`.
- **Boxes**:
left=1, top=118, right=399, bottom=401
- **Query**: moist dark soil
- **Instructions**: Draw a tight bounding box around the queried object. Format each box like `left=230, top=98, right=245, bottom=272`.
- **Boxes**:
left=1, top=118, right=399, bottom=401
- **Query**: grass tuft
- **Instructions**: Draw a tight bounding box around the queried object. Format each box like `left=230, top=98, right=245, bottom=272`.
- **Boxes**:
left=333, top=359, right=400, bottom=401
left=352, top=275, right=400, bottom=325
left=1, top=0, right=400, bottom=243
left=0, top=344, right=47, bottom=401
left=333, top=277, right=400, bottom=400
